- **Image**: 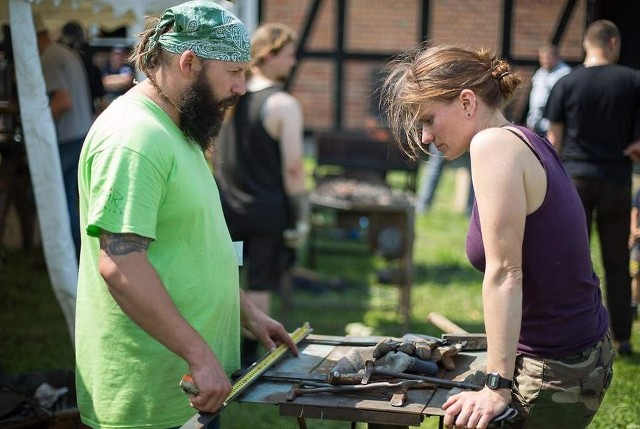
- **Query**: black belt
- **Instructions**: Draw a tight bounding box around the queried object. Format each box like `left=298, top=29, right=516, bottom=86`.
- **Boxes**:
left=558, top=341, right=602, bottom=365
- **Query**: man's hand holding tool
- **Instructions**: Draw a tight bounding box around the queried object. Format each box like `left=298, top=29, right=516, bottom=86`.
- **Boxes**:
left=179, top=323, right=311, bottom=429
left=180, top=350, right=233, bottom=415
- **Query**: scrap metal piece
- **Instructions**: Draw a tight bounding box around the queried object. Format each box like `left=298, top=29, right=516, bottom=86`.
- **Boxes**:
left=390, top=387, right=408, bottom=407
left=361, top=360, right=375, bottom=385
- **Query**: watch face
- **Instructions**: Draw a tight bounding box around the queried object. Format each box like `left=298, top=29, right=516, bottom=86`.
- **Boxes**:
left=487, top=373, right=500, bottom=388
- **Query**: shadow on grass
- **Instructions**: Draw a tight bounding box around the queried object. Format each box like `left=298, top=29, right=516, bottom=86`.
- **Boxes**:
left=275, top=249, right=378, bottom=336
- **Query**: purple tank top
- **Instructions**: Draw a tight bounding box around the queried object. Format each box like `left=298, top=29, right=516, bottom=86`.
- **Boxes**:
left=465, top=125, right=609, bottom=358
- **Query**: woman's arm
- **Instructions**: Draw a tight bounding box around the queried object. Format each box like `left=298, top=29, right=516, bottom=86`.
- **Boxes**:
left=443, top=127, right=537, bottom=429
left=472, top=129, right=526, bottom=384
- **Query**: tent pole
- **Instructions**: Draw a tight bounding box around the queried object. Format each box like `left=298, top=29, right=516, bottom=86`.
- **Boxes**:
left=9, top=0, right=77, bottom=345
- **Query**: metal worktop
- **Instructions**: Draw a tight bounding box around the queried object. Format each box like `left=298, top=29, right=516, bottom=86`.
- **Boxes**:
left=237, top=334, right=488, bottom=428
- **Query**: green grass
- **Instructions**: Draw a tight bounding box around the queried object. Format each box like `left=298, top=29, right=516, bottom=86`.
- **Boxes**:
left=0, top=250, right=74, bottom=374
left=1, top=166, right=639, bottom=428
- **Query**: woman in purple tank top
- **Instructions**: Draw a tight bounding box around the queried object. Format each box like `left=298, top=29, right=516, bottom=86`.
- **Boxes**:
left=380, top=44, right=613, bottom=429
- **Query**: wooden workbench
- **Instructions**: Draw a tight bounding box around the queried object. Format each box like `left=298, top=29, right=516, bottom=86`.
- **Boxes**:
left=238, top=334, right=487, bottom=428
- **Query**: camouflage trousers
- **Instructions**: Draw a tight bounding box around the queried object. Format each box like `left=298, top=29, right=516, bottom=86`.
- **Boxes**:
left=504, top=335, right=614, bottom=429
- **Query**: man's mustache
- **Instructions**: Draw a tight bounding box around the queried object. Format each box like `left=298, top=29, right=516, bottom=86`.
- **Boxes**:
left=219, top=95, right=240, bottom=109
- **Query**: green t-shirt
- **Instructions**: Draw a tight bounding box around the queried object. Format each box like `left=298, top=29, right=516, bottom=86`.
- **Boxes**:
left=75, top=93, right=240, bottom=428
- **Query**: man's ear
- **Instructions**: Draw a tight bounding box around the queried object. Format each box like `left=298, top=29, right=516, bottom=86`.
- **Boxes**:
left=178, top=50, right=203, bottom=78
left=264, top=51, right=275, bottom=63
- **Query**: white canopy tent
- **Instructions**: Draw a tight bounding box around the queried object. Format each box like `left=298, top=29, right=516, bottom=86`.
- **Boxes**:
left=1, top=0, right=257, bottom=342
left=1, top=0, right=256, bottom=34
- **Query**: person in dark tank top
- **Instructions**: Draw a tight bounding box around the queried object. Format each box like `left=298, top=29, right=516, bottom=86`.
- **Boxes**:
left=214, top=23, right=309, bottom=366
left=380, top=43, right=613, bottom=429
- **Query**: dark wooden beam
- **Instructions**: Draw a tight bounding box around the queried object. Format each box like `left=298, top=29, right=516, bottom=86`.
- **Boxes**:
left=501, top=0, right=514, bottom=59
left=285, top=0, right=323, bottom=91
left=421, top=0, right=430, bottom=41
left=551, top=0, right=579, bottom=46
left=334, top=0, right=347, bottom=129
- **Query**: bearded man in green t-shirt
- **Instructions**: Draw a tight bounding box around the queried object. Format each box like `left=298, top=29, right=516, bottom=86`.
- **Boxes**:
left=75, top=2, right=298, bottom=428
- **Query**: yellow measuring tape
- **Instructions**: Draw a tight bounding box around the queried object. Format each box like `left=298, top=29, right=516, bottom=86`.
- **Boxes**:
left=180, top=321, right=313, bottom=406
left=225, top=321, right=312, bottom=404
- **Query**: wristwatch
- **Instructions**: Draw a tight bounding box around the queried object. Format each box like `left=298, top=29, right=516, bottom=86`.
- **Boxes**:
left=485, top=372, right=513, bottom=390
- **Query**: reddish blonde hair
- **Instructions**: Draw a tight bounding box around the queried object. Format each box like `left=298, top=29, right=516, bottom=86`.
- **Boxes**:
left=381, top=43, right=521, bottom=158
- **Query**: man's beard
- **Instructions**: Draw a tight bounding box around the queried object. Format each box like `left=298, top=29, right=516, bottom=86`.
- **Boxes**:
left=177, top=72, right=239, bottom=152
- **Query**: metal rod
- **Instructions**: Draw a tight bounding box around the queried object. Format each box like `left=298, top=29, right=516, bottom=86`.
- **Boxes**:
left=373, top=369, right=483, bottom=391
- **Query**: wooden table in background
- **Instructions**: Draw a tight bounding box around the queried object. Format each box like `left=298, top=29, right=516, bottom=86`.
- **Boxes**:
left=307, top=193, right=416, bottom=331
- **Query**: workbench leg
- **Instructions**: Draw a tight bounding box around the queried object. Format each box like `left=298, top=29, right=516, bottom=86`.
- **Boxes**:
left=296, top=416, right=307, bottom=429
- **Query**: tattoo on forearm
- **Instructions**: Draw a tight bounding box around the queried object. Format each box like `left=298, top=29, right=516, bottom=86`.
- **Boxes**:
left=100, top=232, right=151, bottom=256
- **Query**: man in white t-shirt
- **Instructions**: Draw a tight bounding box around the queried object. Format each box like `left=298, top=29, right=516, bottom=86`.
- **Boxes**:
left=526, top=44, right=571, bottom=135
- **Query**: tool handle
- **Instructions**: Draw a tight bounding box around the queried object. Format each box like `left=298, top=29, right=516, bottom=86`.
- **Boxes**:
left=178, top=375, right=220, bottom=429
left=427, top=312, right=469, bottom=335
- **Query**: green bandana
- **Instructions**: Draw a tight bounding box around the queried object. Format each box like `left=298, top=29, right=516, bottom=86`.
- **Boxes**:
left=149, top=0, right=250, bottom=63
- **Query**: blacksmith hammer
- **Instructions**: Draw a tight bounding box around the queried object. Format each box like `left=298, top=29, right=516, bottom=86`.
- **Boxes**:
left=327, top=370, right=366, bottom=385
